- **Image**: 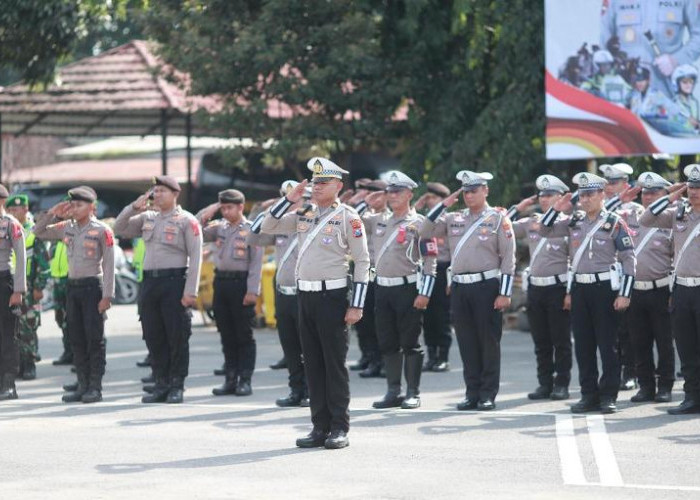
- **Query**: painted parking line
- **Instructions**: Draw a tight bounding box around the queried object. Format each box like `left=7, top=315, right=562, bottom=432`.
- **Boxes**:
left=555, top=414, right=586, bottom=485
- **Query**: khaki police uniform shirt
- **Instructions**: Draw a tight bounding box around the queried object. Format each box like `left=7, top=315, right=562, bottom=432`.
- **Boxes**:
left=363, top=209, right=436, bottom=279
left=640, top=202, right=700, bottom=278
left=0, top=214, right=27, bottom=293
left=34, top=214, right=115, bottom=298
left=115, top=205, right=202, bottom=297
left=622, top=205, right=673, bottom=281
left=420, top=205, right=516, bottom=276
left=513, top=214, right=569, bottom=278
left=247, top=232, right=298, bottom=288
left=200, top=217, right=263, bottom=294
left=260, top=200, right=370, bottom=283
left=539, top=209, right=636, bottom=276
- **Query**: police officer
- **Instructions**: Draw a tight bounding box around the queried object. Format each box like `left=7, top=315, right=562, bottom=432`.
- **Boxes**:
left=364, top=171, right=436, bottom=410
left=421, top=171, right=516, bottom=411
left=601, top=0, right=700, bottom=98
left=7, top=194, right=50, bottom=381
left=261, top=157, right=370, bottom=450
left=580, top=50, right=632, bottom=106
left=640, top=164, right=700, bottom=414
left=249, top=180, right=309, bottom=407
left=600, top=163, right=640, bottom=391
left=348, top=179, right=387, bottom=378
left=115, top=176, right=203, bottom=404
left=414, top=182, right=453, bottom=373
left=197, top=189, right=263, bottom=397
left=540, top=172, right=636, bottom=414
left=0, top=184, right=26, bottom=401
left=508, top=175, right=572, bottom=401
left=35, top=186, right=115, bottom=403
left=614, top=172, right=675, bottom=403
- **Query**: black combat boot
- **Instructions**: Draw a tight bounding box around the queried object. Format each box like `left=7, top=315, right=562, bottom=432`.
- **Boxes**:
left=53, top=350, right=74, bottom=366
left=235, top=377, right=252, bottom=396
left=358, top=356, right=382, bottom=378
left=166, top=377, right=184, bottom=404
left=401, top=352, right=423, bottom=409
left=528, top=385, right=553, bottom=400
left=276, top=391, right=304, bottom=407
left=62, top=374, right=88, bottom=403
left=372, top=352, right=404, bottom=408
left=212, top=372, right=238, bottom=396
left=136, top=354, right=151, bottom=368
left=22, top=359, right=36, bottom=381
left=142, top=377, right=170, bottom=403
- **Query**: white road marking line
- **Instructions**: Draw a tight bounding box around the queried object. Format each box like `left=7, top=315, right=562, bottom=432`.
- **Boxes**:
left=555, top=414, right=587, bottom=485
left=586, top=483, right=700, bottom=493
left=586, top=415, right=623, bottom=487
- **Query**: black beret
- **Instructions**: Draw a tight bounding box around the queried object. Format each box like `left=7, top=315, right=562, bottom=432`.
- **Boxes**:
left=218, top=189, right=245, bottom=204
left=152, top=175, right=181, bottom=192
left=426, top=182, right=450, bottom=198
left=68, top=186, right=97, bottom=203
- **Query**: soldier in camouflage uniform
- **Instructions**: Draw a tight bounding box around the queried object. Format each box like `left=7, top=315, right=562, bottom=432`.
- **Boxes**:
left=6, top=194, right=50, bottom=381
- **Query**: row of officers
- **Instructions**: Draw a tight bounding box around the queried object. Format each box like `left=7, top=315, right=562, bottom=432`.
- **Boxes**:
left=1, top=159, right=700, bottom=450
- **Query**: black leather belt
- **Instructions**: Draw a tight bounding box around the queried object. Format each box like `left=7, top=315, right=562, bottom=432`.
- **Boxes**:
left=67, top=277, right=101, bottom=287
left=215, top=270, right=248, bottom=279
left=143, top=268, right=187, bottom=279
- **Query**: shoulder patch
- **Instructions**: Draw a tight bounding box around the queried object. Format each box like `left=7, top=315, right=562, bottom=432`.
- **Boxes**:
left=190, top=219, right=201, bottom=237
left=11, top=220, right=23, bottom=240
left=104, top=228, right=114, bottom=247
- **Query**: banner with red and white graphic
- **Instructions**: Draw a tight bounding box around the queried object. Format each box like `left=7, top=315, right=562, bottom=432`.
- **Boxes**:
left=546, top=0, right=700, bottom=159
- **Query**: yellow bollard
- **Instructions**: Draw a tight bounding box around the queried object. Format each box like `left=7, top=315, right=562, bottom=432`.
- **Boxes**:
left=261, top=261, right=277, bottom=328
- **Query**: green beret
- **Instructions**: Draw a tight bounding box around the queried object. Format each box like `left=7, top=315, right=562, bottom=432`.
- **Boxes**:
left=5, top=194, right=29, bottom=208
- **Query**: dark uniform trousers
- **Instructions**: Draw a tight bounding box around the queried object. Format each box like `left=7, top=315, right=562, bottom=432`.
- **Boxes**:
left=423, top=261, right=453, bottom=350
left=353, top=281, right=381, bottom=363
left=66, top=278, right=106, bottom=389
left=139, top=271, right=192, bottom=389
left=0, top=272, right=19, bottom=377
left=670, top=285, right=700, bottom=400
left=627, top=287, right=675, bottom=391
left=375, top=283, right=423, bottom=356
left=213, top=273, right=256, bottom=378
left=526, top=284, right=572, bottom=388
left=451, top=278, right=502, bottom=401
left=274, top=291, right=306, bottom=395
left=571, top=282, right=621, bottom=399
left=617, top=310, right=636, bottom=379
left=298, top=287, right=350, bottom=433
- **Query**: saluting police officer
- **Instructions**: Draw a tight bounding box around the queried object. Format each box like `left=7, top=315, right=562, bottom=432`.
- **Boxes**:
left=508, top=175, right=572, bottom=401
left=261, top=157, right=370, bottom=450
left=421, top=170, right=516, bottom=411
left=641, top=164, right=700, bottom=414
left=115, top=176, right=203, bottom=404
left=0, top=184, right=26, bottom=401
left=363, top=171, right=436, bottom=410
left=249, top=181, right=309, bottom=407
left=197, top=189, right=263, bottom=397
left=414, top=182, right=454, bottom=373
left=614, top=172, right=675, bottom=404
left=600, top=162, right=642, bottom=391
left=35, top=186, right=115, bottom=403
left=540, top=172, right=636, bottom=414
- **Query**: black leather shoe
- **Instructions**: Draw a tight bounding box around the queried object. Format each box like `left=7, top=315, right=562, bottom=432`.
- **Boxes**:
left=62, top=381, right=78, bottom=392
left=550, top=386, right=570, bottom=400
left=81, top=389, right=102, bottom=404
left=22, top=362, right=36, bottom=381
left=142, top=387, right=169, bottom=403
left=599, top=397, right=617, bottom=414
left=300, top=397, right=310, bottom=407
left=62, top=389, right=86, bottom=403
left=213, top=365, right=226, bottom=376
left=212, top=378, right=237, bottom=396
left=528, top=386, right=552, bottom=400
left=457, top=398, right=478, bottom=411
left=630, top=388, right=655, bottom=403
left=276, top=393, right=303, bottom=407
left=401, top=395, right=421, bottom=409
left=53, top=351, right=73, bottom=366
left=358, top=361, right=382, bottom=378
left=141, top=374, right=155, bottom=384
left=235, top=379, right=252, bottom=396
left=143, top=384, right=156, bottom=394
left=269, top=358, right=287, bottom=370
left=655, top=389, right=673, bottom=403
left=166, top=388, right=184, bottom=404
left=296, top=429, right=329, bottom=448
left=324, top=430, right=349, bottom=449
left=619, top=377, right=637, bottom=391
left=372, top=393, right=404, bottom=409
left=477, top=399, right=496, bottom=411
left=667, top=399, right=700, bottom=415
left=349, top=355, right=369, bottom=371
left=136, top=355, right=151, bottom=368
left=571, top=396, right=600, bottom=413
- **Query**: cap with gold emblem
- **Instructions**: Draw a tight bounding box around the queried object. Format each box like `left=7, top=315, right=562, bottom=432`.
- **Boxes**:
left=152, top=175, right=181, bottom=192
left=5, top=194, right=29, bottom=208
left=536, top=174, right=569, bottom=195
left=0, top=184, right=9, bottom=199
left=684, top=163, right=700, bottom=187
left=637, top=172, right=671, bottom=191
left=380, top=170, right=418, bottom=191
left=68, top=186, right=97, bottom=203
left=307, top=157, right=349, bottom=180
left=456, top=170, right=493, bottom=191
left=218, top=189, right=245, bottom=204
left=426, top=182, right=450, bottom=198
left=599, top=162, right=633, bottom=180
left=572, top=172, right=607, bottom=191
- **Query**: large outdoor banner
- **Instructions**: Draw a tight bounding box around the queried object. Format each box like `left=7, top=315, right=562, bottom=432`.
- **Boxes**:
left=546, top=0, right=700, bottom=159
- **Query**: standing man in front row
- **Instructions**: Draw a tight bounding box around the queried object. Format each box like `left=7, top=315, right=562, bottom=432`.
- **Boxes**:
left=421, top=170, right=516, bottom=411
left=641, top=165, right=700, bottom=414
left=115, top=176, right=202, bottom=404
left=261, top=157, right=370, bottom=450
left=197, top=189, right=263, bottom=397
left=35, top=187, right=115, bottom=403
left=0, top=184, right=26, bottom=401
left=540, top=172, right=635, bottom=414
